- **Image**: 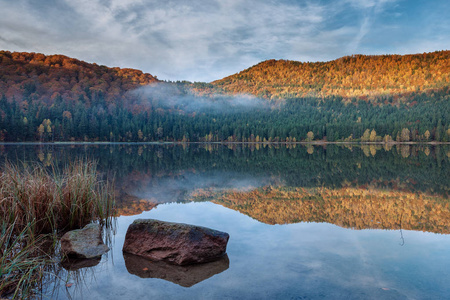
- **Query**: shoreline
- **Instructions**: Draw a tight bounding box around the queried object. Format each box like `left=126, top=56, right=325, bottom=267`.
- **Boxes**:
left=0, top=141, right=449, bottom=146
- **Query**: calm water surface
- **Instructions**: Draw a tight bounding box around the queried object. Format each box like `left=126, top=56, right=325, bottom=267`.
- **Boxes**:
left=1, top=143, right=449, bottom=299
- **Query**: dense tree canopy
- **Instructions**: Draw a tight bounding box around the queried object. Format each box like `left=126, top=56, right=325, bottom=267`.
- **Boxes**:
left=0, top=51, right=449, bottom=143
left=0, top=51, right=158, bottom=105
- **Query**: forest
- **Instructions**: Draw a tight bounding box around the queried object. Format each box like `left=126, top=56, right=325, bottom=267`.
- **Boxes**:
left=0, top=50, right=449, bottom=142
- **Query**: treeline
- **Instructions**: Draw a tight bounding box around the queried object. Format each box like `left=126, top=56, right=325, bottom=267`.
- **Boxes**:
left=0, top=88, right=448, bottom=142
left=209, top=51, right=450, bottom=101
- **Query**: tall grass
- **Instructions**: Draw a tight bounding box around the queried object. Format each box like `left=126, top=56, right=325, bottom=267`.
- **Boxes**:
left=0, top=222, right=48, bottom=299
left=0, top=159, right=115, bottom=298
left=0, top=159, right=115, bottom=234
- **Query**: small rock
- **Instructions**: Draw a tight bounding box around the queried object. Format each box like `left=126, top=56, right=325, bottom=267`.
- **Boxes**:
left=122, top=219, right=229, bottom=265
left=60, top=223, right=109, bottom=259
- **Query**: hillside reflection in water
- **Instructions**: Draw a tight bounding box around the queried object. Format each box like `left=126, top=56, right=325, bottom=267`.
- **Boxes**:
left=0, top=143, right=449, bottom=299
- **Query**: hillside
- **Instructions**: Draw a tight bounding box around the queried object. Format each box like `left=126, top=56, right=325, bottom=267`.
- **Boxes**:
left=0, top=51, right=159, bottom=105
left=210, top=51, right=450, bottom=101
left=2, top=50, right=449, bottom=104
left=0, top=51, right=448, bottom=142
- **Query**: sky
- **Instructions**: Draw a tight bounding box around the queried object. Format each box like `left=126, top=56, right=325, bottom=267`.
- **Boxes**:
left=0, top=0, right=449, bottom=82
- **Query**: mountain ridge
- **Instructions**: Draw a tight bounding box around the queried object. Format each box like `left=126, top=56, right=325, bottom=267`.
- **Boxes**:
left=0, top=50, right=448, bottom=143
left=2, top=50, right=450, bottom=104
left=208, top=50, right=450, bottom=101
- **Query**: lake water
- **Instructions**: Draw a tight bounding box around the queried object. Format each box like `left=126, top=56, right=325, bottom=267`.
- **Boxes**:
left=1, top=143, right=449, bottom=299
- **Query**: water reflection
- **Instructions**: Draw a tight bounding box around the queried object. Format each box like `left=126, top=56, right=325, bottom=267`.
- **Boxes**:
left=0, top=143, right=449, bottom=299
left=60, top=257, right=101, bottom=271
left=124, top=253, right=230, bottom=287
left=114, top=184, right=450, bottom=234
left=0, top=143, right=448, bottom=197
left=2, top=143, right=447, bottom=233
left=190, top=186, right=450, bottom=234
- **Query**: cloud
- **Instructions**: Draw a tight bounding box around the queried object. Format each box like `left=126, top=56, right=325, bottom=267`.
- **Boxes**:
left=0, top=0, right=448, bottom=82
left=343, top=0, right=401, bottom=54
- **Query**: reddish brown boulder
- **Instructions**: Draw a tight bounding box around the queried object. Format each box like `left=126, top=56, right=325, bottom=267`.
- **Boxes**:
left=122, top=219, right=229, bottom=265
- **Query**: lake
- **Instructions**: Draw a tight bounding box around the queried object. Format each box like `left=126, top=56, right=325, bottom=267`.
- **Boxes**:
left=1, top=143, right=449, bottom=299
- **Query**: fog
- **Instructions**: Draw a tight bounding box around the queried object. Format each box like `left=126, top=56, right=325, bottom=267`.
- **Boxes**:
left=133, top=82, right=269, bottom=113
left=124, top=170, right=279, bottom=204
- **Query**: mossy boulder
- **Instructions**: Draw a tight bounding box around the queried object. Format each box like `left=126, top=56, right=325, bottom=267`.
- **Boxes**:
left=60, top=223, right=109, bottom=259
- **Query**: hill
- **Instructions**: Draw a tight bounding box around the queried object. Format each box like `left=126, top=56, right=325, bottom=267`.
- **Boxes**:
left=210, top=51, right=450, bottom=101
left=0, top=51, right=158, bottom=106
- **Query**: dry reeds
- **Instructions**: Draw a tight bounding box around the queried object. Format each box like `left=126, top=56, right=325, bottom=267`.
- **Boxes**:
left=0, top=159, right=115, bottom=298
left=0, top=159, right=115, bottom=234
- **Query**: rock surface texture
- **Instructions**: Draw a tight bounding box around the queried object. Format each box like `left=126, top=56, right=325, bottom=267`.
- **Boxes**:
left=122, top=219, right=229, bottom=265
left=60, top=223, right=109, bottom=259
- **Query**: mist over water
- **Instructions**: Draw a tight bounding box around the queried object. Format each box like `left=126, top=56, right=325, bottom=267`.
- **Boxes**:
left=133, top=82, right=269, bottom=113
left=128, top=171, right=275, bottom=204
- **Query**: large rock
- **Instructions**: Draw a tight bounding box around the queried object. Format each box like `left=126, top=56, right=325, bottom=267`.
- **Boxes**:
left=122, top=219, right=229, bottom=265
left=60, top=223, right=109, bottom=259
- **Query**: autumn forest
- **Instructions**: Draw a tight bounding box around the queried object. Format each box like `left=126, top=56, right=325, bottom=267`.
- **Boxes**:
left=0, top=50, right=449, bottom=143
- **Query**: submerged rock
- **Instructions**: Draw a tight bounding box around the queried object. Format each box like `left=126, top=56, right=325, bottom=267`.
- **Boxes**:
left=61, top=257, right=101, bottom=271
left=124, top=252, right=229, bottom=287
left=60, top=223, right=109, bottom=259
left=122, top=219, right=229, bottom=265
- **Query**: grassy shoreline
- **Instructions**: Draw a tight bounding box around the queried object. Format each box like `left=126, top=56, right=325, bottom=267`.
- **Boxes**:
left=0, top=159, right=115, bottom=299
